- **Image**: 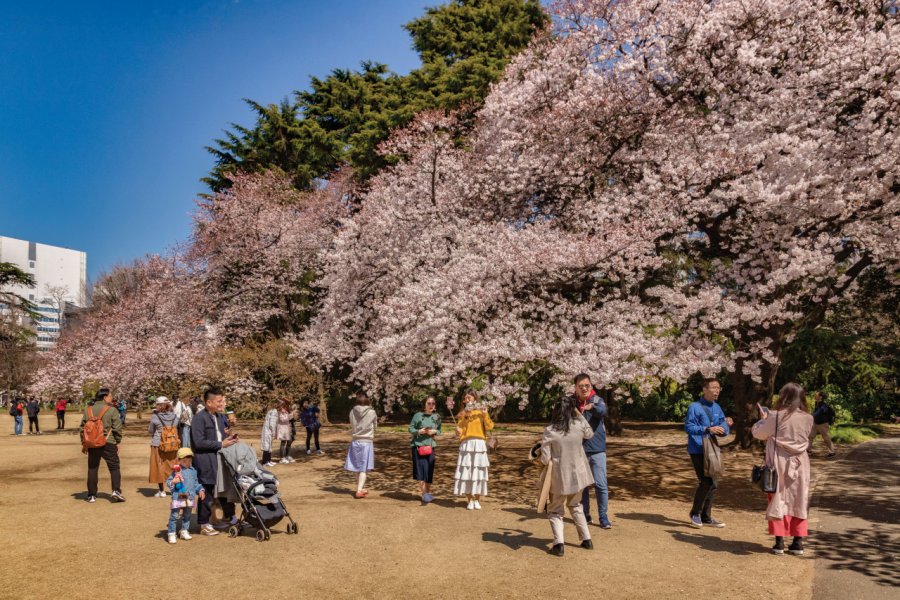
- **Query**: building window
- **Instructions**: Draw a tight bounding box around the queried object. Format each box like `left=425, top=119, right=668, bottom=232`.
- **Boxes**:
left=28, top=294, right=34, bottom=301
left=29, top=261, right=35, bottom=268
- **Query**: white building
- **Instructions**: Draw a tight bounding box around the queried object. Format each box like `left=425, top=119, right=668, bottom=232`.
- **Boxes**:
left=0, top=235, right=87, bottom=350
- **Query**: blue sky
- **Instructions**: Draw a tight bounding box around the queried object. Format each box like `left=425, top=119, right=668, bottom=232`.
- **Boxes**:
left=0, top=0, right=431, bottom=281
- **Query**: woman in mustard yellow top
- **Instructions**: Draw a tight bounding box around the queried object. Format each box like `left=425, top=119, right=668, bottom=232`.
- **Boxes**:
left=453, top=390, right=494, bottom=509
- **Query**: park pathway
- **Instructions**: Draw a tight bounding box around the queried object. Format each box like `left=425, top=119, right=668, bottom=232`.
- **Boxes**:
left=810, top=436, right=899, bottom=599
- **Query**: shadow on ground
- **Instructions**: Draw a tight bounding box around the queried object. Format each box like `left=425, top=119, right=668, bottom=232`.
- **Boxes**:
left=312, top=428, right=775, bottom=515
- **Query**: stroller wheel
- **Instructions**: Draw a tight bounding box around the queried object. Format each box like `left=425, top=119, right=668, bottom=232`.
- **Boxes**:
left=228, top=525, right=239, bottom=538
left=289, top=523, right=298, bottom=535
left=264, top=530, right=271, bottom=541
left=256, top=530, right=266, bottom=542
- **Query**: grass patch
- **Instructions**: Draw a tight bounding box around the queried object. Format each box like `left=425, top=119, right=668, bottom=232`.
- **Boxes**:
left=830, top=423, right=883, bottom=445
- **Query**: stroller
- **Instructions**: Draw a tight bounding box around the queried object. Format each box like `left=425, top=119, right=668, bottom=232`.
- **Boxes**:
left=219, top=442, right=298, bottom=541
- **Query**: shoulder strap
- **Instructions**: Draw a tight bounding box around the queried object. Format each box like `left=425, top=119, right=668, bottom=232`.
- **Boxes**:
left=97, top=405, right=110, bottom=419
left=88, top=405, right=94, bottom=419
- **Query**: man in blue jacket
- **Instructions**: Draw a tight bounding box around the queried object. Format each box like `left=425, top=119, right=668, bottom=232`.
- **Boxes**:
left=575, top=373, right=611, bottom=529
left=685, top=378, right=733, bottom=528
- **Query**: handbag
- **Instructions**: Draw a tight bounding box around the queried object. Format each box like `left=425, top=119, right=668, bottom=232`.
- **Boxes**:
left=416, top=445, right=433, bottom=457
left=701, top=406, right=723, bottom=478
left=750, top=412, right=779, bottom=493
left=480, top=413, right=498, bottom=451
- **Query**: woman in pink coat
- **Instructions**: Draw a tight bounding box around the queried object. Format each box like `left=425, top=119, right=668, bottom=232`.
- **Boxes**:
left=752, top=382, right=815, bottom=556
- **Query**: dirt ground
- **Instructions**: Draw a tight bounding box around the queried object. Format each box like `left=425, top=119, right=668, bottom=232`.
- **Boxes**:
left=0, top=413, right=831, bottom=600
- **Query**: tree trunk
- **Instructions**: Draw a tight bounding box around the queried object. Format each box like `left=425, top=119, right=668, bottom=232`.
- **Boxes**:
left=604, top=389, right=623, bottom=436
left=316, top=372, right=330, bottom=425
left=729, top=332, right=784, bottom=447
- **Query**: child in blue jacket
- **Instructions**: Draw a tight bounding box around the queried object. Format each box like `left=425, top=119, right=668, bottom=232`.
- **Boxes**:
left=165, top=447, right=205, bottom=544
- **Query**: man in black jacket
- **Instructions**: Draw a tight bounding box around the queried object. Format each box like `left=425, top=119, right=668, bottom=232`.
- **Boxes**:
left=191, top=386, right=239, bottom=536
left=811, top=392, right=836, bottom=457
left=26, top=398, right=42, bottom=434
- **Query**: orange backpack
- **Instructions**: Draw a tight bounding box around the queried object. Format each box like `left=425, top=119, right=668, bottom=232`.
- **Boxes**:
left=82, top=405, right=111, bottom=449
left=158, top=417, right=180, bottom=452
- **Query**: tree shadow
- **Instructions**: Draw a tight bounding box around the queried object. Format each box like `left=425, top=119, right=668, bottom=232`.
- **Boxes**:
left=665, top=529, right=770, bottom=555
left=615, top=512, right=688, bottom=528
left=501, top=506, right=543, bottom=522
left=810, top=441, right=900, bottom=527
left=809, top=527, right=899, bottom=587
left=482, top=527, right=548, bottom=551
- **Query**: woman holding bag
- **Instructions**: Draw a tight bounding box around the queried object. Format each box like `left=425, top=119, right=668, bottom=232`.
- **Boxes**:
left=409, top=396, right=442, bottom=503
left=453, top=390, right=493, bottom=510
left=752, top=382, right=814, bottom=556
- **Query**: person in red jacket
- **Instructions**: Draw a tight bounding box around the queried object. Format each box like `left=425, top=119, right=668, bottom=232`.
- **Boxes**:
left=55, top=398, right=68, bottom=430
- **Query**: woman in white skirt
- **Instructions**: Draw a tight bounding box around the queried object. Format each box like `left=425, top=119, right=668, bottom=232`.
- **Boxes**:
left=453, top=390, right=494, bottom=510
left=344, top=392, right=377, bottom=499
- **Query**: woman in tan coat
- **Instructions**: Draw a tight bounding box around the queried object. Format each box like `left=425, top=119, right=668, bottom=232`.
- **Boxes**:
left=752, top=382, right=815, bottom=556
left=539, top=396, right=594, bottom=556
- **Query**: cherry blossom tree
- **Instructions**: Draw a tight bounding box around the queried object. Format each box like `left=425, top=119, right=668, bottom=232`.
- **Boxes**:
left=33, top=255, right=208, bottom=399
left=303, top=0, right=899, bottom=441
left=190, top=170, right=348, bottom=343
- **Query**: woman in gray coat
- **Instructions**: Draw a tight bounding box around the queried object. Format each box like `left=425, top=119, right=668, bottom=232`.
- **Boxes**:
left=539, top=396, right=595, bottom=556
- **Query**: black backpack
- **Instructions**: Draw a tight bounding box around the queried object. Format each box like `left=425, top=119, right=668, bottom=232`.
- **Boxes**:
left=8, top=402, right=17, bottom=416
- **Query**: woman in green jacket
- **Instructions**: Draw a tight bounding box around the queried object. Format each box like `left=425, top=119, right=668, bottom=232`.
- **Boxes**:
left=409, top=396, right=442, bottom=504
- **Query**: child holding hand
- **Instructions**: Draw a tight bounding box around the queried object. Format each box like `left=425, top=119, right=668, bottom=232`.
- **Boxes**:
left=165, top=447, right=205, bottom=544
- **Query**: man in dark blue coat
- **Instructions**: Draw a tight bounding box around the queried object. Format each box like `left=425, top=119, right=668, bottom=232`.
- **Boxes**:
left=574, top=373, right=612, bottom=529
left=191, top=386, right=239, bottom=536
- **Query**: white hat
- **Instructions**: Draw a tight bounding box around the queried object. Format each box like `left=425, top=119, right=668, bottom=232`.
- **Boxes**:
left=155, top=396, right=170, bottom=405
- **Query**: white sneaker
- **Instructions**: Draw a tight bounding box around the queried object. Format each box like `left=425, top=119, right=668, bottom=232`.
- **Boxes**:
left=179, top=529, right=192, bottom=540
left=306, top=449, right=312, bottom=455
left=467, top=501, right=475, bottom=510
left=279, top=458, right=290, bottom=464
left=87, top=495, right=96, bottom=503
left=200, top=524, right=219, bottom=536
left=316, top=450, right=324, bottom=455
left=473, top=500, right=482, bottom=510
left=167, top=533, right=177, bottom=544
left=263, top=461, right=277, bottom=467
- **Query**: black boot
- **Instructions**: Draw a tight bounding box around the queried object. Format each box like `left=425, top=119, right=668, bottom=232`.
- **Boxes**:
left=548, top=543, right=564, bottom=556
left=580, top=539, right=593, bottom=550
left=772, top=536, right=785, bottom=555
left=788, top=537, right=804, bottom=556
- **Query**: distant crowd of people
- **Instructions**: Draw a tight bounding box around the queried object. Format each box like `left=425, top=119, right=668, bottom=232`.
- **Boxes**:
left=10, top=372, right=837, bottom=556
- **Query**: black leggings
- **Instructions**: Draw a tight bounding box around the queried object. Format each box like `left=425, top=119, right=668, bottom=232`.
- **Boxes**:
left=57, top=411, right=65, bottom=428
left=306, top=427, right=320, bottom=451
left=279, top=440, right=293, bottom=458
left=28, top=416, right=40, bottom=433
left=262, top=450, right=272, bottom=464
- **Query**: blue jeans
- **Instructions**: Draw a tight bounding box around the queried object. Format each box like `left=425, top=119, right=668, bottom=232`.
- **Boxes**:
left=168, top=507, right=193, bottom=534
left=14, top=415, right=23, bottom=435
left=581, top=451, right=608, bottom=522
left=180, top=425, right=191, bottom=448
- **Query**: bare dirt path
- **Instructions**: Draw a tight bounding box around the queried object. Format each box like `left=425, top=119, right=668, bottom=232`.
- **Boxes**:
left=0, top=415, right=823, bottom=600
